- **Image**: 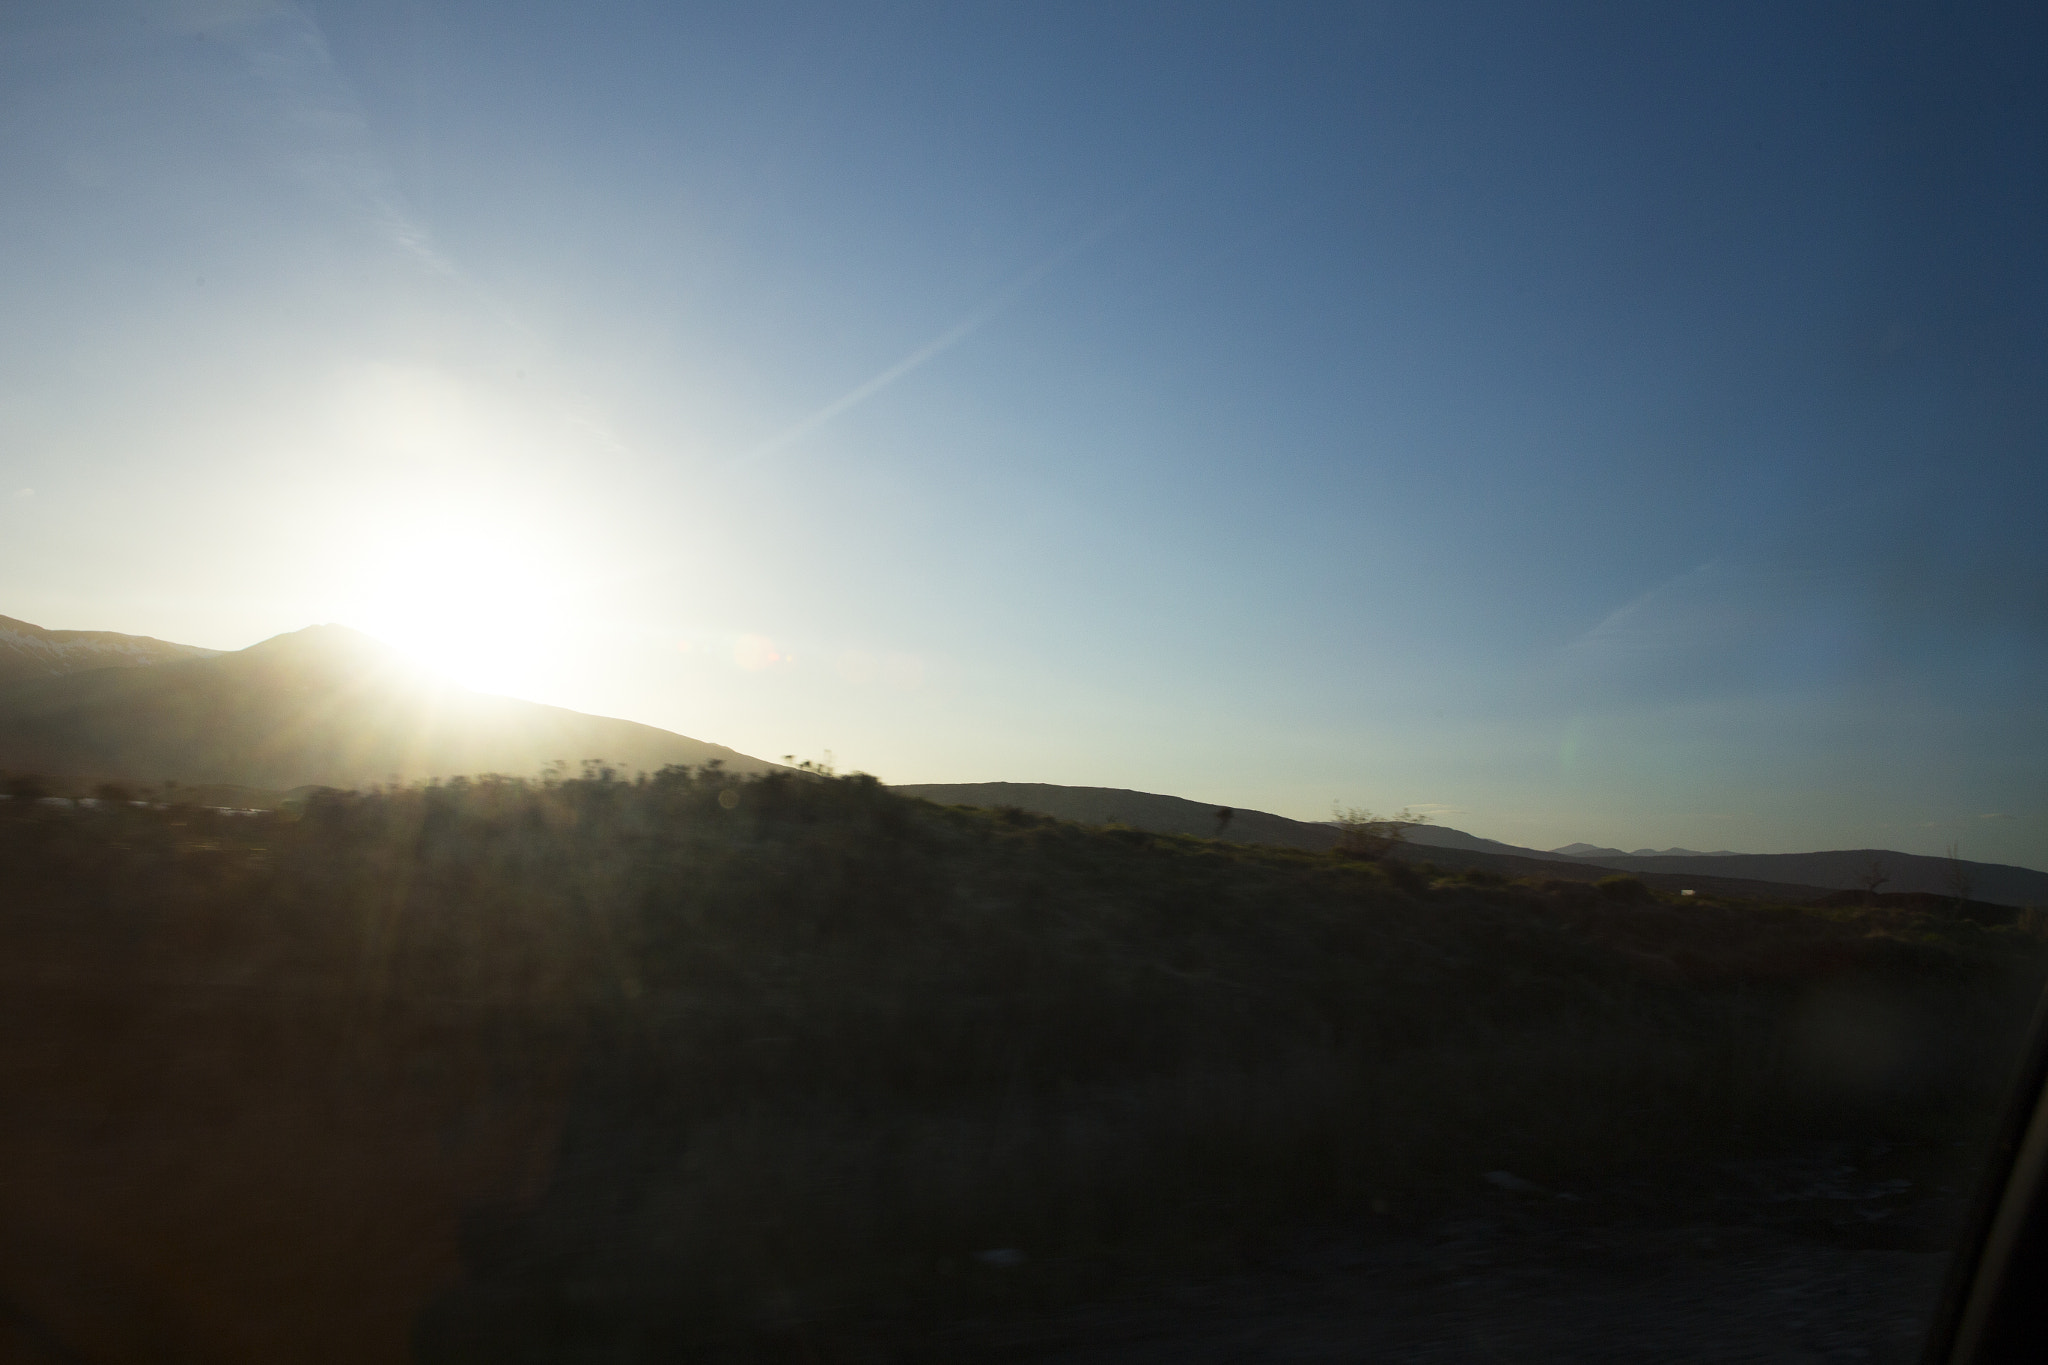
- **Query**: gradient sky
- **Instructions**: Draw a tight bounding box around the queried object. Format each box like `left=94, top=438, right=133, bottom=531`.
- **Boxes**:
left=2, top=0, right=2044, bottom=865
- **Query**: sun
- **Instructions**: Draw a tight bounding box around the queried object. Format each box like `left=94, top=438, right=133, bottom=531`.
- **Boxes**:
left=300, top=363, right=617, bottom=700
left=337, top=505, right=572, bottom=699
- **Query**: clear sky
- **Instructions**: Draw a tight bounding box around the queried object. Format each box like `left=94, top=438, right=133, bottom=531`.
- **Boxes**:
left=2, top=0, right=2044, bottom=865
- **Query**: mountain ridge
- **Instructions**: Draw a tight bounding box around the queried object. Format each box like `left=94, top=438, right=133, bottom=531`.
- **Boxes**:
left=0, top=622, right=778, bottom=789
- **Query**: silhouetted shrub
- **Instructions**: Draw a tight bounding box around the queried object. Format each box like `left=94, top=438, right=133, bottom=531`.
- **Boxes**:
left=1597, top=874, right=1654, bottom=903
left=1329, top=806, right=1428, bottom=860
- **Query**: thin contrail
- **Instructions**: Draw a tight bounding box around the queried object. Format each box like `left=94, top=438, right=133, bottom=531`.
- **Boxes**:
left=741, top=208, right=1134, bottom=464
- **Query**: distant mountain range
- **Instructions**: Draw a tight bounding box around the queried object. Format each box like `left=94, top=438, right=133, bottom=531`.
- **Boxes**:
left=1551, top=842, right=1741, bottom=858
left=0, top=618, right=777, bottom=790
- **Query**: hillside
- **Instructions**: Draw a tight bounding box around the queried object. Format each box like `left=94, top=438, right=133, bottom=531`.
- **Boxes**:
left=885, top=784, right=1574, bottom=864
left=0, top=623, right=777, bottom=790
left=890, top=782, right=1724, bottom=868
left=0, top=613, right=219, bottom=685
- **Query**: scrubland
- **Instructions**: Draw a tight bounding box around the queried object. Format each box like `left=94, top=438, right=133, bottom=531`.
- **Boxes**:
left=1, top=767, right=2041, bottom=1362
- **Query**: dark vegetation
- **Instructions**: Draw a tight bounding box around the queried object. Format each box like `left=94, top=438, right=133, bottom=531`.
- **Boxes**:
left=2, top=767, right=2044, bottom=1362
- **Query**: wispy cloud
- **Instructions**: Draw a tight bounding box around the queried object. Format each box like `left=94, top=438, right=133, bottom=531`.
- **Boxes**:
left=741, top=208, right=1133, bottom=464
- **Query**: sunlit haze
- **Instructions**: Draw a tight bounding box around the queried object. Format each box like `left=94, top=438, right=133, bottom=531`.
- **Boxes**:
left=2, top=1, right=2043, bottom=865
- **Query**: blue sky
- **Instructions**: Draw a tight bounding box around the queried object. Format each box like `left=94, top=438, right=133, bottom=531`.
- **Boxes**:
left=2, top=0, right=2043, bottom=865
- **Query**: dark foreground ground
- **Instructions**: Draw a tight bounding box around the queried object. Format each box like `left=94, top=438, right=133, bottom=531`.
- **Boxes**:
left=0, top=1136, right=1960, bottom=1363
left=927, top=1146, right=1955, bottom=1365
left=1, top=770, right=2037, bottom=1362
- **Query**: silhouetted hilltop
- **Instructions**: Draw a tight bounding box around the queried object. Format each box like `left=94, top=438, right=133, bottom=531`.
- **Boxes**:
left=0, top=621, right=778, bottom=790
left=890, top=781, right=1343, bottom=850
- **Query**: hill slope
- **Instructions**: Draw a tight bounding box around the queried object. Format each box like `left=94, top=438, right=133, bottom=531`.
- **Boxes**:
left=0, top=623, right=777, bottom=789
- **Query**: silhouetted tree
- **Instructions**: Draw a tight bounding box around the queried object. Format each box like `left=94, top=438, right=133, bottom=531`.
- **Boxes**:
left=1854, top=857, right=1892, bottom=896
